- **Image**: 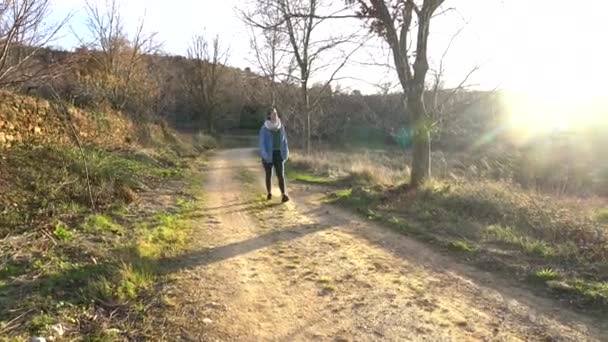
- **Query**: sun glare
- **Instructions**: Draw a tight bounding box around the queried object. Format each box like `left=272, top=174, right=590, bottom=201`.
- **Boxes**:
left=493, top=0, right=607, bottom=144
left=501, top=70, right=605, bottom=144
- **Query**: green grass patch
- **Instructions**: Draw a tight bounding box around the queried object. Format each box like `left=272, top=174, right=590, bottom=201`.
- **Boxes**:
left=571, top=280, right=608, bottom=303
left=193, top=132, right=219, bottom=152
left=82, top=213, right=124, bottom=235
left=0, top=144, right=183, bottom=236
left=53, top=222, right=74, bottom=241
left=0, top=148, right=203, bottom=339
left=318, top=275, right=333, bottom=284
left=0, top=263, right=27, bottom=279
left=448, top=240, right=475, bottom=252
left=534, top=268, right=561, bottom=281
left=28, top=312, right=54, bottom=335
left=333, top=188, right=353, bottom=199
left=285, top=167, right=332, bottom=184
left=596, top=208, right=608, bottom=224
left=328, top=187, right=381, bottom=213
left=116, top=262, right=154, bottom=301
left=136, top=211, right=188, bottom=258
left=485, top=224, right=555, bottom=257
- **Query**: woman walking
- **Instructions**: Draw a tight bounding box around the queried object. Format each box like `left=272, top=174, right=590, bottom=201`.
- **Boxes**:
left=259, top=108, right=290, bottom=202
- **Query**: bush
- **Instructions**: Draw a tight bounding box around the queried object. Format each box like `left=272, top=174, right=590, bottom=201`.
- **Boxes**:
left=193, top=132, right=218, bottom=152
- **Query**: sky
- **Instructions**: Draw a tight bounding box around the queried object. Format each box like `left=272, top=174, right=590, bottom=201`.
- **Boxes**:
left=47, top=0, right=608, bottom=103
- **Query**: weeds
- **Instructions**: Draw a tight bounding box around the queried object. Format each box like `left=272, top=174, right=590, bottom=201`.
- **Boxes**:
left=448, top=240, right=475, bottom=252
left=53, top=222, right=74, bottom=241
left=0, top=144, right=201, bottom=339
left=596, top=209, right=608, bottom=224
left=534, top=268, right=561, bottom=282
left=193, top=132, right=218, bottom=152
left=571, top=280, right=608, bottom=303
left=0, top=145, right=182, bottom=236
left=285, top=167, right=331, bottom=184
left=485, top=225, right=555, bottom=257
left=83, top=214, right=124, bottom=235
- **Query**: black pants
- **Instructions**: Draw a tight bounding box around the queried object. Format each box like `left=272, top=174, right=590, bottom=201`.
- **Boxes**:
left=263, top=150, right=286, bottom=195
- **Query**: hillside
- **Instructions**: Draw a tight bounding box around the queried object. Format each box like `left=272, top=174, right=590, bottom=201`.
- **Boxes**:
left=0, top=89, right=214, bottom=339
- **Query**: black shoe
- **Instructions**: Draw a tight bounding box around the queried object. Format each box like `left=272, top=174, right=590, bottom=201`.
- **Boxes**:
left=267, top=193, right=272, bottom=201
left=281, top=194, right=290, bottom=203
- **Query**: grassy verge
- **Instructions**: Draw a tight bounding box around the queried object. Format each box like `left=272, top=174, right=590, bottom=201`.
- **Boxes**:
left=287, top=151, right=608, bottom=314
left=0, top=144, right=205, bottom=340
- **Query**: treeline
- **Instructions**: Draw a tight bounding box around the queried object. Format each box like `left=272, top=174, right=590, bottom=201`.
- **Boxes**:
left=0, top=1, right=503, bottom=150
left=12, top=46, right=501, bottom=151
left=3, top=0, right=606, bottom=196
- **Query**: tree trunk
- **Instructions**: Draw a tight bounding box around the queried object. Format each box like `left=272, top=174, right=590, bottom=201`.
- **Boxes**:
left=408, top=87, right=431, bottom=187
left=207, top=113, right=213, bottom=133
left=301, top=79, right=310, bottom=154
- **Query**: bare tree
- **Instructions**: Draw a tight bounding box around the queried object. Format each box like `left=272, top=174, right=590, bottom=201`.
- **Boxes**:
left=348, top=0, right=446, bottom=187
left=245, top=1, right=289, bottom=106
left=0, top=0, right=70, bottom=88
left=242, top=0, right=363, bottom=153
left=82, top=0, right=159, bottom=111
left=184, top=34, right=229, bottom=132
left=427, top=25, right=483, bottom=141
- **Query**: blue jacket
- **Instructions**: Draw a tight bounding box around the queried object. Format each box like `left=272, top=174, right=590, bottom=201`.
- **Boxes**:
left=259, top=125, right=289, bottom=163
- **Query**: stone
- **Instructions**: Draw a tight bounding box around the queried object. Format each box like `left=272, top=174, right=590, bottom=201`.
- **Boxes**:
left=105, top=328, right=120, bottom=335
left=202, top=318, right=213, bottom=324
left=0, top=132, right=5, bottom=144
left=34, top=126, right=41, bottom=134
left=29, top=338, right=46, bottom=342
left=51, top=324, right=64, bottom=336
left=546, top=280, right=573, bottom=291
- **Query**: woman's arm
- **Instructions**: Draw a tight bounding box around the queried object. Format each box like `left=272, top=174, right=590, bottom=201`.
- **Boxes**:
left=259, top=127, right=268, bottom=161
left=281, top=126, right=289, bottom=161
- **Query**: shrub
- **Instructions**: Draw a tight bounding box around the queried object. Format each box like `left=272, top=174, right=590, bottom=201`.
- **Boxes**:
left=193, top=132, right=218, bottom=151
left=53, top=222, right=73, bottom=241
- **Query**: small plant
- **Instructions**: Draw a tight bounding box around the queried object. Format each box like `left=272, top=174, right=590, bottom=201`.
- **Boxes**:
left=317, top=275, right=337, bottom=293
left=330, top=188, right=352, bottom=200
left=116, top=262, right=153, bottom=301
left=53, top=222, right=73, bottom=241
left=318, top=275, right=333, bottom=284
left=83, top=214, right=124, bottom=235
left=193, top=132, right=218, bottom=151
left=85, top=276, right=114, bottom=301
left=321, top=283, right=337, bottom=292
left=28, top=313, right=54, bottom=335
left=448, top=240, right=475, bottom=252
left=571, top=280, right=608, bottom=302
left=285, top=168, right=331, bottom=183
left=0, top=263, right=26, bottom=279
left=596, top=208, right=608, bottom=224
left=534, top=268, right=561, bottom=281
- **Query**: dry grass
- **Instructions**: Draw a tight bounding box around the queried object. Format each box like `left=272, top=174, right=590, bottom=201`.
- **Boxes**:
left=289, top=147, right=608, bottom=311
left=291, top=150, right=410, bottom=186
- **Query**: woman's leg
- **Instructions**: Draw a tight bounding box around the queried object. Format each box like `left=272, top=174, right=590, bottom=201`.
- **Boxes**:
left=263, top=161, right=272, bottom=196
left=273, top=151, right=286, bottom=195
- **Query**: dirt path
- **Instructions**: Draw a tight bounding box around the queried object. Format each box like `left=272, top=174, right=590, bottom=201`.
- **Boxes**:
left=156, top=148, right=607, bottom=341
